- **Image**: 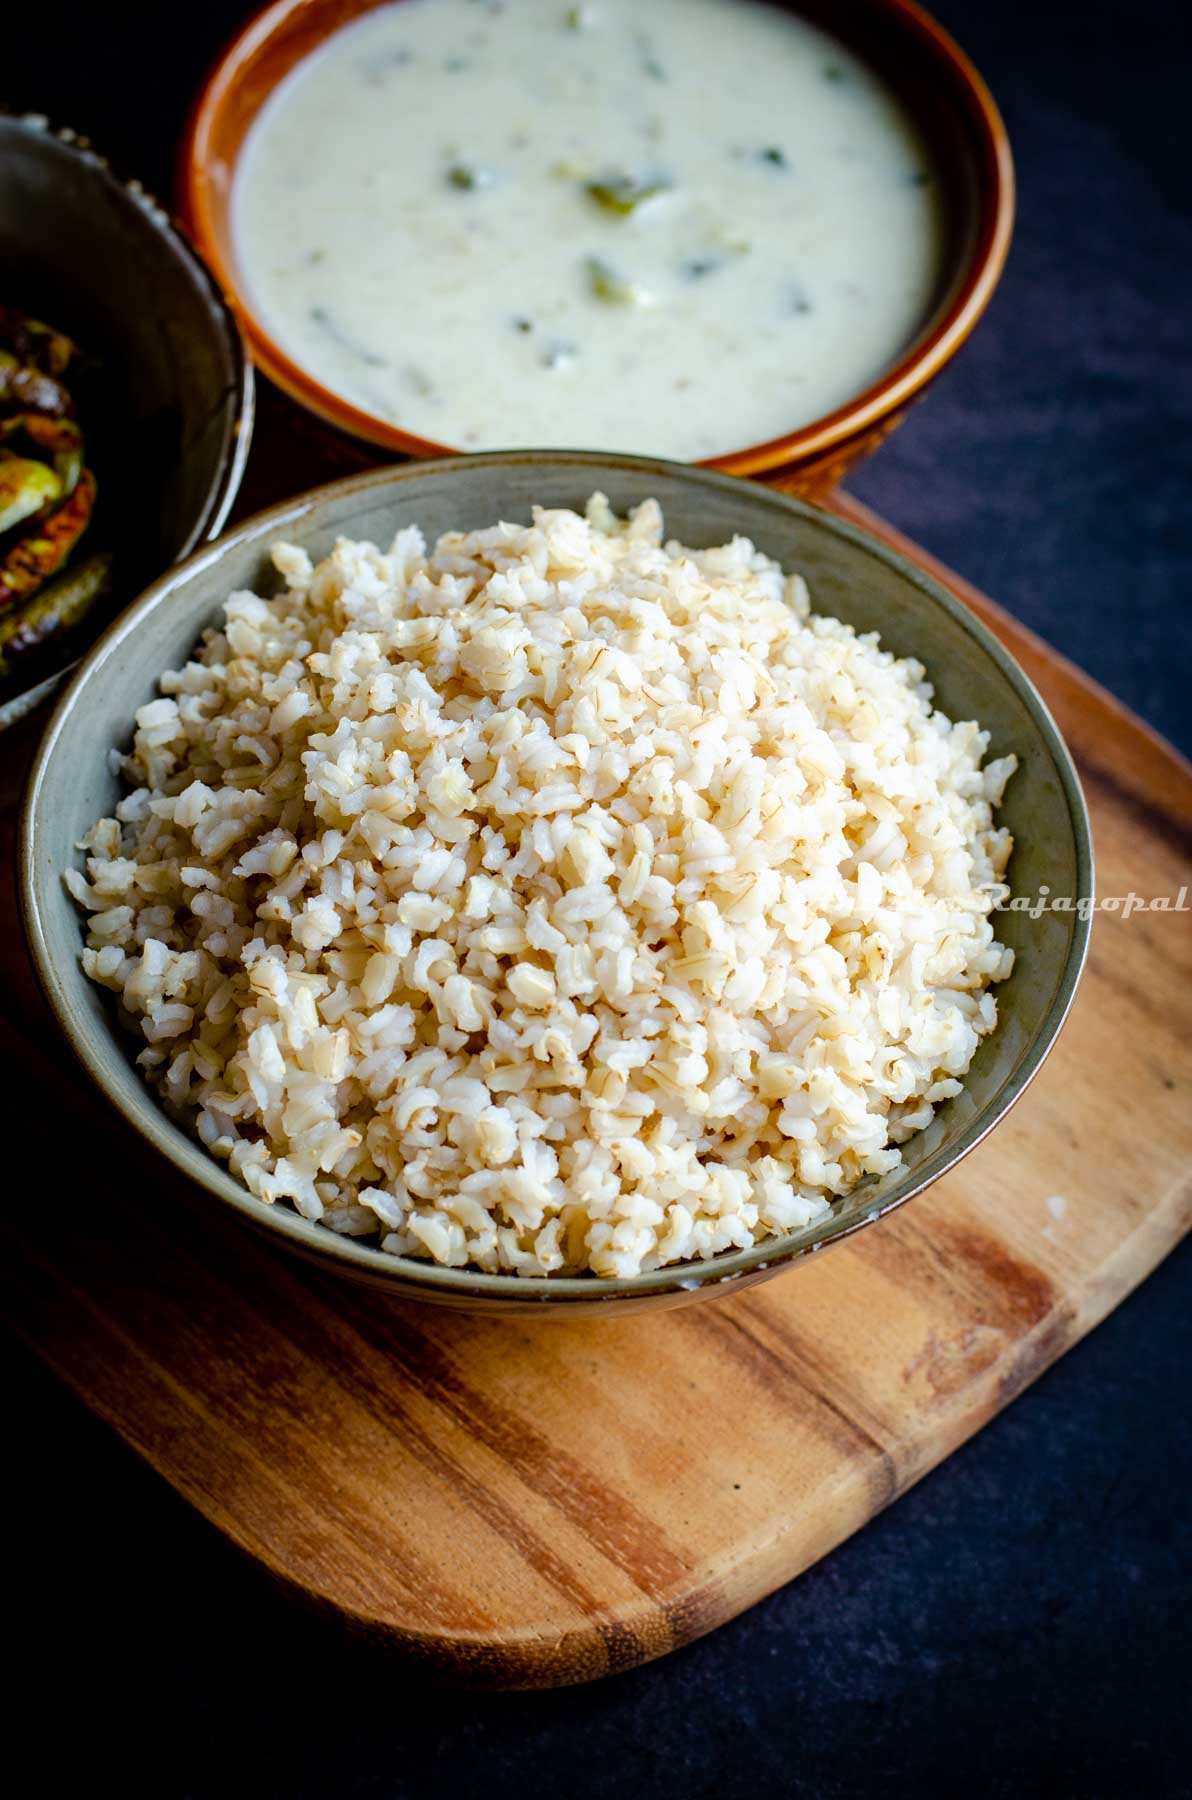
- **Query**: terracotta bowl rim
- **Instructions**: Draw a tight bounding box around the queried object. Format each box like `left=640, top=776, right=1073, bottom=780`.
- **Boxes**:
left=178, top=0, right=1015, bottom=475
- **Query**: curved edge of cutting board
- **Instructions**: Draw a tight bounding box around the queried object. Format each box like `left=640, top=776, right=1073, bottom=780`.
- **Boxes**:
left=221, top=1185, right=1192, bottom=1692
left=9, top=1158, right=1189, bottom=1691
left=5, top=1067, right=1190, bottom=1689
left=1, top=494, right=1190, bottom=1691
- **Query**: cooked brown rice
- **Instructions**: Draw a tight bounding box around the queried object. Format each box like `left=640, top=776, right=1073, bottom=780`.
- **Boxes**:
left=70, top=496, right=1015, bottom=1277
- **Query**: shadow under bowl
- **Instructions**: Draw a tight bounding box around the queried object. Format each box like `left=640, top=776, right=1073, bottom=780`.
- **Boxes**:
left=0, top=109, right=254, bottom=728
left=21, top=453, right=1092, bottom=1316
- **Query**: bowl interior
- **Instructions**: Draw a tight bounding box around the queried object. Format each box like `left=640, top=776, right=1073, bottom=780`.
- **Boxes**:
left=183, top=0, right=1011, bottom=472
left=23, top=454, right=1091, bottom=1313
left=0, top=115, right=251, bottom=718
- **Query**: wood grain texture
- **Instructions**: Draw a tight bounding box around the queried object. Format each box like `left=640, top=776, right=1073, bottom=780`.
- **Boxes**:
left=1, top=443, right=1189, bottom=1689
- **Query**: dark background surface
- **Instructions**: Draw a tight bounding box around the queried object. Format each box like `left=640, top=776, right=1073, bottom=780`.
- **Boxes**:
left=4, top=2, right=1190, bottom=1796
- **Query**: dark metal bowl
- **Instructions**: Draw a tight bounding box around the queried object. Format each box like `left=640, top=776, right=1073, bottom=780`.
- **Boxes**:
left=21, top=453, right=1093, bottom=1315
left=0, top=109, right=253, bottom=727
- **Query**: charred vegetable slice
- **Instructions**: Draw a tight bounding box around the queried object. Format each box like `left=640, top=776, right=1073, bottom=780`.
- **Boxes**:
left=0, top=550, right=111, bottom=679
left=0, top=306, right=76, bottom=376
left=0, top=308, right=105, bottom=685
left=0, top=454, right=62, bottom=535
left=0, top=351, right=74, bottom=418
left=0, top=466, right=96, bottom=612
left=0, top=415, right=84, bottom=495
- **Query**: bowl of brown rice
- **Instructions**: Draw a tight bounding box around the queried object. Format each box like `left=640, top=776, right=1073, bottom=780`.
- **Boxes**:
left=20, top=453, right=1092, bottom=1315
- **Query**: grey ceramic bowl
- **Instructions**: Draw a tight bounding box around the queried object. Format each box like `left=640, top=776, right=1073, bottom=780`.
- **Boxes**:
left=21, top=453, right=1093, bottom=1316
left=0, top=109, right=253, bottom=728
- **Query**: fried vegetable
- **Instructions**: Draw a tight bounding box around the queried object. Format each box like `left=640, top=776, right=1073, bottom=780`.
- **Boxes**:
left=0, top=454, right=62, bottom=535
left=0, top=351, right=74, bottom=418
left=0, top=415, right=83, bottom=495
left=0, top=308, right=104, bottom=681
left=0, top=306, right=76, bottom=375
left=0, top=550, right=111, bottom=680
left=585, top=172, right=672, bottom=215
left=0, top=466, right=96, bottom=612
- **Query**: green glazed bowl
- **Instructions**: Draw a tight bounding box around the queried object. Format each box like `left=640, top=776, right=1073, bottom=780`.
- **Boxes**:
left=20, top=453, right=1093, bottom=1316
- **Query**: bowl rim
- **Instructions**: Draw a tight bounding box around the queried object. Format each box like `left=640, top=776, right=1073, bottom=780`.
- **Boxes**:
left=20, top=450, right=1093, bottom=1306
left=178, top=0, right=1015, bottom=476
left=0, top=106, right=256, bottom=727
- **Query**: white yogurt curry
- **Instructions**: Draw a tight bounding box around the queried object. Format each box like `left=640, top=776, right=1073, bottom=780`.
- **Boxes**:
left=233, top=0, right=946, bottom=459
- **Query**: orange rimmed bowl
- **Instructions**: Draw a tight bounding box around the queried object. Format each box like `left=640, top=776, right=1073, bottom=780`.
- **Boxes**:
left=181, top=0, right=1013, bottom=492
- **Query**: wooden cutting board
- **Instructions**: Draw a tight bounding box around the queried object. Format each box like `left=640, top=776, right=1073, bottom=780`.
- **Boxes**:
left=1, top=427, right=1189, bottom=1689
